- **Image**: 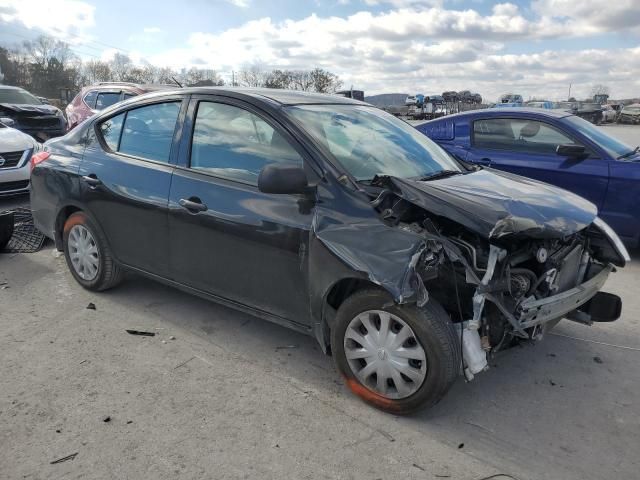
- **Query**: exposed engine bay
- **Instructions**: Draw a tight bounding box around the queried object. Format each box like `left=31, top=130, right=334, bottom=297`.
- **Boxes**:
left=364, top=173, right=627, bottom=380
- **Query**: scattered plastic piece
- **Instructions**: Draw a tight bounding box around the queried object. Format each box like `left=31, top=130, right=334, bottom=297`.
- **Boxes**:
left=50, top=452, right=78, bottom=464
left=86, top=303, right=96, bottom=310
left=125, top=329, right=155, bottom=336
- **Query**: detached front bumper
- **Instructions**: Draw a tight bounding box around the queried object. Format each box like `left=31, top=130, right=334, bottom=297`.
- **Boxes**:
left=516, top=264, right=618, bottom=328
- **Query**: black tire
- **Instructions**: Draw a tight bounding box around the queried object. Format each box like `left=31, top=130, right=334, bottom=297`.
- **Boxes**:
left=331, top=289, right=460, bottom=415
left=62, top=212, right=123, bottom=291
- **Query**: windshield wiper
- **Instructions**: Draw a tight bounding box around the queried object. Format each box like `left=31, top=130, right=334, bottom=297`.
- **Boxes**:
left=617, top=146, right=640, bottom=160
left=414, top=170, right=462, bottom=181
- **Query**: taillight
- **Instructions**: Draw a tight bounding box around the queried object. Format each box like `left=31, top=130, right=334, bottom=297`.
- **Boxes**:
left=30, top=151, right=50, bottom=172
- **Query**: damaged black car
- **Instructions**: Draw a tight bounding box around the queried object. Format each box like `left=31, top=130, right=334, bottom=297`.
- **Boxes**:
left=0, top=86, right=67, bottom=142
left=30, top=88, right=629, bottom=414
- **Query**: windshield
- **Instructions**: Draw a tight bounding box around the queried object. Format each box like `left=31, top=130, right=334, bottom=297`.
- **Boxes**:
left=0, top=88, right=42, bottom=105
left=562, top=115, right=635, bottom=158
left=285, top=104, right=461, bottom=181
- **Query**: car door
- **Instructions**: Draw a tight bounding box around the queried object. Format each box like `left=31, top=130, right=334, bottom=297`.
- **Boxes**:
left=466, top=117, right=609, bottom=209
left=168, top=96, right=315, bottom=325
left=79, top=96, right=186, bottom=276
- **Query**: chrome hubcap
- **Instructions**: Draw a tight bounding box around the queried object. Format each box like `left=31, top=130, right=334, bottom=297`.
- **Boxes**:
left=68, top=225, right=99, bottom=281
left=344, top=310, right=427, bottom=399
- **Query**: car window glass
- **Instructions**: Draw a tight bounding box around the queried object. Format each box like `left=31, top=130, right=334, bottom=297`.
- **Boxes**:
left=95, top=92, right=122, bottom=110
left=118, top=102, right=180, bottom=162
left=99, top=112, right=125, bottom=150
left=83, top=90, right=98, bottom=109
left=190, top=102, right=302, bottom=184
left=124, top=93, right=137, bottom=100
left=474, top=118, right=580, bottom=155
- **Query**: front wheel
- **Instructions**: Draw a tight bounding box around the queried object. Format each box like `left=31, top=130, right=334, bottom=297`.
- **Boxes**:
left=331, top=289, right=461, bottom=414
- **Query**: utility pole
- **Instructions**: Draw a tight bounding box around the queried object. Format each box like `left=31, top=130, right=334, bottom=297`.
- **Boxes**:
left=232, top=71, right=235, bottom=87
left=568, top=83, right=572, bottom=101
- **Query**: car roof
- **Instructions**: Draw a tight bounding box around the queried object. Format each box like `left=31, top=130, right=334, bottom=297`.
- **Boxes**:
left=135, top=87, right=369, bottom=106
left=436, top=107, right=573, bottom=121
left=0, top=85, right=26, bottom=91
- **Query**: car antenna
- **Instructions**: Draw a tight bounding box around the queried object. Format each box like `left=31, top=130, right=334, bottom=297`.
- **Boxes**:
left=171, top=76, right=183, bottom=88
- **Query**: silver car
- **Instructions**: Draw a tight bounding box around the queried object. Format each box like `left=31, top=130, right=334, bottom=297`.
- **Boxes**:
left=0, top=120, right=39, bottom=195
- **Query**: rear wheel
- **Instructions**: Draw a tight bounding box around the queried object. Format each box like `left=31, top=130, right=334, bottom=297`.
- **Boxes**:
left=331, top=289, right=460, bottom=414
left=63, top=212, right=122, bottom=291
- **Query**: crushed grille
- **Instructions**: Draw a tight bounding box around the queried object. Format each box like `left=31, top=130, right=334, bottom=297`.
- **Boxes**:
left=1, top=208, right=47, bottom=253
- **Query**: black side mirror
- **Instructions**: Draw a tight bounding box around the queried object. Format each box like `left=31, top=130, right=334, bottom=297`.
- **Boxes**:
left=556, top=144, right=586, bottom=158
left=258, top=163, right=309, bottom=194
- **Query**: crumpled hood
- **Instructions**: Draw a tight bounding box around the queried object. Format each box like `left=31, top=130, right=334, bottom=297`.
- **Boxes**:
left=380, top=169, right=598, bottom=241
left=0, top=103, right=60, bottom=116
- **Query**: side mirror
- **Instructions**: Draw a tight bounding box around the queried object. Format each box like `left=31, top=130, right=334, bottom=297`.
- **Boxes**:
left=556, top=144, right=586, bottom=158
left=0, top=117, right=15, bottom=128
left=258, top=163, right=309, bottom=195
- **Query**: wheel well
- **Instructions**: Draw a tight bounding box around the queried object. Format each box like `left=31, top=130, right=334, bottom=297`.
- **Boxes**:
left=54, top=206, right=82, bottom=250
left=325, top=278, right=380, bottom=311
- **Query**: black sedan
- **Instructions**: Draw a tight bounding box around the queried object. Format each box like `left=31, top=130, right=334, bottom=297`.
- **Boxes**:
left=30, top=88, right=628, bottom=413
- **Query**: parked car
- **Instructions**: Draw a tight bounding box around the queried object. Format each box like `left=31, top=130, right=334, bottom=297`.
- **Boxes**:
left=500, top=93, right=523, bottom=104
left=0, top=86, right=67, bottom=142
left=31, top=89, right=627, bottom=414
left=617, top=103, right=640, bottom=124
left=416, top=108, right=640, bottom=246
left=65, top=82, right=174, bottom=130
left=0, top=119, right=39, bottom=195
left=575, top=102, right=604, bottom=124
left=601, top=104, right=617, bottom=123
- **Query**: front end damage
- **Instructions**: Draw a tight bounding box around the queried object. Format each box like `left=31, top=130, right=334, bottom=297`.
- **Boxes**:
left=315, top=169, right=628, bottom=381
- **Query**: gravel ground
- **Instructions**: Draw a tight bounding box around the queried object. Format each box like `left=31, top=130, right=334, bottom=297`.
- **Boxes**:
left=0, top=124, right=639, bottom=480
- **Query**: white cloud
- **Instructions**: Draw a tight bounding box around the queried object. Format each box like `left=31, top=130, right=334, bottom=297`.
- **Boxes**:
left=0, top=0, right=95, bottom=44
left=146, top=2, right=640, bottom=99
left=227, top=0, right=250, bottom=7
left=143, top=27, right=163, bottom=34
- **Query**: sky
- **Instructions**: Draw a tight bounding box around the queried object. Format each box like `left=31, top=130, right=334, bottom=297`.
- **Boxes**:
left=1, top=0, right=639, bottom=101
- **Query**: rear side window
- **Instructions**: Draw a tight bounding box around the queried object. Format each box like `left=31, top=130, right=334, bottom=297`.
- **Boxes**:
left=124, top=93, right=137, bottom=100
left=99, top=113, right=125, bottom=150
left=96, top=92, right=121, bottom=110
left=83, top=90, right=98, bottom=109
left=190, top=102, right=302, bottom=184
left=473, top=118, right=579, bottom=154
left=98, top=102, right=180, bottom=162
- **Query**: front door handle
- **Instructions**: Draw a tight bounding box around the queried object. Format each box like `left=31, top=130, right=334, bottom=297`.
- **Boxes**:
left=82, top=175, right=102, bottom=187
left=179, top=198, right=208, bottom=213
left=476, top=158, right=492, bottom=166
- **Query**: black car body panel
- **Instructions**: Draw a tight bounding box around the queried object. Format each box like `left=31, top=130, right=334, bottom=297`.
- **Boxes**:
left=31, top=87, right=626, bottom=358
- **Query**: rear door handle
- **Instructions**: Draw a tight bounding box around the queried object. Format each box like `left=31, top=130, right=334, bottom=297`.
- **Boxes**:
left=82, top=175, right=102, bottom=187
left=179, top=198, right=208, bottom=213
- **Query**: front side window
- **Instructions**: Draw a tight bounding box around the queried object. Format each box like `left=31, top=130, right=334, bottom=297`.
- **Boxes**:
left=473, top=118, right=581, bottom=155
left=98, top=102, right=180, bottom=162
left=190, top=102, right=302, bottom=185
left=95, top=92, right=122, bottom=110
left=285, top=104, right=460, bottom=182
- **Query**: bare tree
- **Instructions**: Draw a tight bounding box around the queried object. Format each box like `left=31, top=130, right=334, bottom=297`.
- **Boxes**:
left=238, top=65, right=267, bottom=87
left=309, top=68, right=342, bottom=93
left=109, top=53, right=133, bottom=81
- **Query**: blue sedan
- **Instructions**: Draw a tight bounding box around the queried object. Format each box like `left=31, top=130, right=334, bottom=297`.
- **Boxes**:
left=415, top=108, right=640, bottom=247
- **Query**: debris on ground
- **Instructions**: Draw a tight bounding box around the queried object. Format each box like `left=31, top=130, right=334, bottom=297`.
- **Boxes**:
left=593, top=356, right=604, bottom=364
left=169, top=336, right=176, bottom=340
left=546, top=353, right=556, bottom=357
left=86, top=303, right=96, bottom=310
left=275, top=345, right=298, bottom=351
left=549, top=379, right=557, bottom=386
left=458, top=443, right=464, bottom=449
left=125, top=329, right=155, bottom=337
left=50, top=452, right=78, bottom=464
left=102, top=416, right=111, bottom=423
left=412, top=463, right=425, bottom=471
left=126, top=420, right=133, bottom=424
